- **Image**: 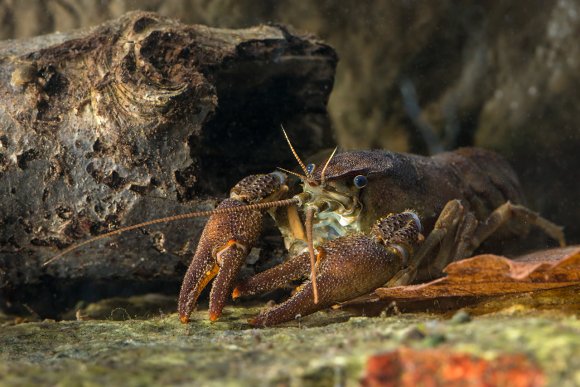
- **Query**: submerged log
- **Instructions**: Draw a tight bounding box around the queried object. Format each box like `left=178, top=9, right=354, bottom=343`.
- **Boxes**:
left=0, top=11, right=336, bottom=317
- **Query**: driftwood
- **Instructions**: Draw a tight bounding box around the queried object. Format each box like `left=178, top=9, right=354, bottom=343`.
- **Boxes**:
left=0, top=11, right=336, bottom=317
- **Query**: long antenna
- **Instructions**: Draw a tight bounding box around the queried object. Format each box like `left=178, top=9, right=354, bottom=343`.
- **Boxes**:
left=305, top=207, right=319, bottom=304
left=43, top=197, right=300, bottom=266
left=276, top=166, right=307, bottom=181
left=280, top=126, right=321, bottom=304
left=281, top=125, right=310, bottom=177
left=320, top=147, right=338, bottom=186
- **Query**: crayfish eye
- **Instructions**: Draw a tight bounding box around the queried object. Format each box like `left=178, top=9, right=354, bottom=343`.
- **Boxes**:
left=306, top=163, right=316, bottom=175
left=353, top=175, right=367, bottom=188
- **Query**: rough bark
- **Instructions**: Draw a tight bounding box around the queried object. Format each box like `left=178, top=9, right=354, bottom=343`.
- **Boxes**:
left=0, top=11, right=336, bottom=317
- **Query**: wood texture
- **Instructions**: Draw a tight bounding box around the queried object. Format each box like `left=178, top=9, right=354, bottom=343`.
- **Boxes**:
left=0, top=11, right=336, bottom=316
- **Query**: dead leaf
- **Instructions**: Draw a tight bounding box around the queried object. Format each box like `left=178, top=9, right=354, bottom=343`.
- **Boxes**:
left=361, top=348, right=545, bottom=387
left=374, top=246, right=580, bottom=300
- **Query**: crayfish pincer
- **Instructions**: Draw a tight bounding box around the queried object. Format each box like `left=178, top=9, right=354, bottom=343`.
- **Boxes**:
left=233, top=211, right=423, bottom=327
left=177, top=172, right=290, bottom=323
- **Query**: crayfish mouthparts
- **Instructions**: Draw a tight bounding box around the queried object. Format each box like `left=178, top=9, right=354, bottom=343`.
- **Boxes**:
left=292, top=192, right=313, bottom=207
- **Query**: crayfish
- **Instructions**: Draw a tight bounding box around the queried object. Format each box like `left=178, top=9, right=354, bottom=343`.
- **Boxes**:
left=46, top=130, right=565, bottom=327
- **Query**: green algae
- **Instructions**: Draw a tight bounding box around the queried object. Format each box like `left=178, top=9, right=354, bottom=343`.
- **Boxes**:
left=1, top=301, right=580, bottom=386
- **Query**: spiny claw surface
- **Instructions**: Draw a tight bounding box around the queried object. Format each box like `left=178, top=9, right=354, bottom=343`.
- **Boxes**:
left=178, top=172, right=287, bottom=323
left=234, top=211, right=422, bottom=327
left=177, top=198, right=260, bottom=323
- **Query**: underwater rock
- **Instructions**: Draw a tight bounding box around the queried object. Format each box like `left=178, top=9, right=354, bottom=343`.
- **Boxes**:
left=0, top=11, right=336, bottom=317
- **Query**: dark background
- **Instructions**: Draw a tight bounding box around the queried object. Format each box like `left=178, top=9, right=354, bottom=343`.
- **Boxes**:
left=1, top=0, right=578, bottom=241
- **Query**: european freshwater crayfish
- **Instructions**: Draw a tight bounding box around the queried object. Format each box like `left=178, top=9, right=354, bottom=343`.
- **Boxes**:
left=45, top=129, right=565, bottom=326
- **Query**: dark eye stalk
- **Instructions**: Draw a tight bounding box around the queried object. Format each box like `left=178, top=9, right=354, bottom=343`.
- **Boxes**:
left=306, top=163, right=315, bottom=175
left=353, top=175, right=367, bottom=188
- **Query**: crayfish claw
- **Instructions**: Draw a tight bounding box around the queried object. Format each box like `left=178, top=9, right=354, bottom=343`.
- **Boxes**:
left=233, top=251, right=311, bottom=299
left=243, top=212, right=423, bottom=326
left=178, top=199, right=262, bottom=323
left=208, top=242, right=247, bottom=321
left=248, top=234, right=416, bottom=326
left=249, top=279, right=324, bottom=327
left=178, top=172, right=289, bottom=324
left=178, top=244, right=219, bottom=323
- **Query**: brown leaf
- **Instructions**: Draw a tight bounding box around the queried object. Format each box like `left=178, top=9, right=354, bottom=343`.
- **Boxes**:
left=361, top=348, right=545, bottom=387
left=374, top=246, right=580, bottom=300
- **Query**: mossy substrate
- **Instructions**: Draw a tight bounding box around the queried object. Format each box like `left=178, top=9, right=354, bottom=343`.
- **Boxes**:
left=1, top=300, right=580, bottom=386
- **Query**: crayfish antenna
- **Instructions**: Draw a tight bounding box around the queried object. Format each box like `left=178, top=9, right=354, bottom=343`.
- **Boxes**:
left=302, top=146, right=340, bottom=302
left=281, top=125, right=311, bottom=178
left=320, top=147, right=338, bottom=186
left=305, top=207, right=319, bottom=304
left=276, top=167, right=307, bottom=181
left=280, top=125, right=322, bottom=304
left=42, top=197, right=300, bottom=266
